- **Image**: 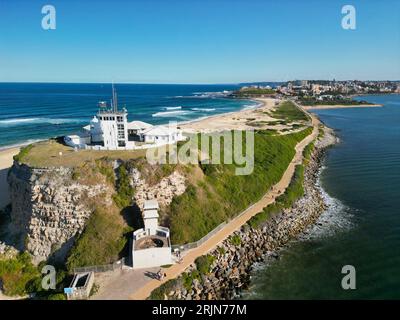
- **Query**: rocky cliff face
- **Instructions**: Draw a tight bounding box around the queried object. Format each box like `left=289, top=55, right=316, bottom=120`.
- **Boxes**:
left=131, top=168, right=186, bottom=210
left=6, top=161, right=187, bottom=265
left=7, top=163, right=111, bottom=264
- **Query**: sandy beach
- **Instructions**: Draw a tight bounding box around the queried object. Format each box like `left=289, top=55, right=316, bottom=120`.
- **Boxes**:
left=0, top=147, right=19, bottom=209
left=303, top=103, right=382, bottom=110
left=180, top=97, right=281, bottom=133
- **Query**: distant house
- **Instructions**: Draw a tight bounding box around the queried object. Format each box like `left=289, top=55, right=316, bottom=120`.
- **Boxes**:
left=131, top=200, right=172, bottom=269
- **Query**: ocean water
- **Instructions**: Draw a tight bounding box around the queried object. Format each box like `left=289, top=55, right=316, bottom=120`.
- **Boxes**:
left=0, top=83, right=263, bottom=149
left=244, top=94, right=400, bottom=299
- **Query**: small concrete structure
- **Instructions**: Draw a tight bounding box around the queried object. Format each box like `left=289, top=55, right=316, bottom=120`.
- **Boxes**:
left=131, top=200, right=172, bottom=269
left=64, top=271, right=94, bottom=300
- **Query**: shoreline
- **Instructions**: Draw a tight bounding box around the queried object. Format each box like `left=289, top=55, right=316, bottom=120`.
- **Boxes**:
left=160, top=124, right=337, bottom=300
left=179, top=97, right=277, bottom=133
left=176, top=99, right=265, bottom=128
left=303, top=103, right=382, bottom=110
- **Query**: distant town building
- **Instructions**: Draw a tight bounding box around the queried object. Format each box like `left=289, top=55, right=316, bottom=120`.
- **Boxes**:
left=301, top=80, right=309, bottom=88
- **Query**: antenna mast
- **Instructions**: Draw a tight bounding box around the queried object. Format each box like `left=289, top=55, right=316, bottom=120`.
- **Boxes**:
left=111, top=82, right=118, bottom=112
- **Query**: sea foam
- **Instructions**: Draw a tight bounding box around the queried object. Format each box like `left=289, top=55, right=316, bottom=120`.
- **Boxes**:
left=0, top=117, right=86, bottom=126
left=152, top=110, right=191, bottom=117
left=164, top=106, right=182, bottom=110
left=191, top=108, right=216, bottom=112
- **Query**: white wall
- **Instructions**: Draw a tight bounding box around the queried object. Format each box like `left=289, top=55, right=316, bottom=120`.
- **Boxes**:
left=144, top=218, right=158, bottom=236
left=132, top=247, right=172, bottom=269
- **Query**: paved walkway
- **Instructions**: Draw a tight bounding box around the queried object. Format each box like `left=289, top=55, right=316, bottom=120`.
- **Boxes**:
left=129, top=113, right=319, bottom=300
left=91, top=266, right=160, bottom=300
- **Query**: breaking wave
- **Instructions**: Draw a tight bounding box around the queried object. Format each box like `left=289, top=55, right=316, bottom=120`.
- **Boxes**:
left=152, top=110, right=192, bottom=117
left=0, top=117, right=87, bottom=127
left=299, top=168, right=354, bottom=241
left=242, top=102, right=263, bottom=110
left=164, top=106, right=182, bottom=110
left=191, top=108, right=216, bottom=112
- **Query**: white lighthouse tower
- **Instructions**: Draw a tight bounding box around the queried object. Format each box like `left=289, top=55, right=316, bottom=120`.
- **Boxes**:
left=95, top=84, right=129, bottom=149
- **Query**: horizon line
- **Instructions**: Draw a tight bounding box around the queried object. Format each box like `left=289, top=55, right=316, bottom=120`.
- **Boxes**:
left=0, top=79, right=399, bottom=86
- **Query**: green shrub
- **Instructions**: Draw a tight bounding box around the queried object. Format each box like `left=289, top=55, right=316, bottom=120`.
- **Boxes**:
left=217, top=247, right=226, bottom=255
left=149, top=278, right=178, bottom=300
left=248, top=164, right=305, bottom=229
left=13, top=144, right=33, bottom=163
left=230, top=235, right=241, bottom=246
left=0, top=252, right=39, bottom=296
left=66, top=207, right=126, bottom=271
left=113, top=164, right=134, bottom=208
left=195, top=254, right=215, bottom=275
left=302, top=142, right=315, bottom=163
left=96, top=159, right=115, bottom=184
left=47, top=293, right=66, bottom=300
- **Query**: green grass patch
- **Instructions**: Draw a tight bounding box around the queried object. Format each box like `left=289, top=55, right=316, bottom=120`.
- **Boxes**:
left=302, top=141, right=315, bottom=163
left=230, top=234, right=241, bottom=246
left=195, top=254, right=216, bottom=275
left=235, top=88, right=275, bottom=96
left=248, top=164, right=305, bottom=229
left=13, top=144, right=34, bottom=163
left=112, top=164, right=134, bottom=209
left=66, top=207, right=127, bottom=271
left=167, top=127, right=312, bottom=244
left=149, top=278, right=178, bottom=300
left=300, top=96, right=373, bottom=106
left=271, top=101, right=309, bottom=122
left=0, top=252, right=39, bottom=296
left=318, top=127, right=325, bottom=139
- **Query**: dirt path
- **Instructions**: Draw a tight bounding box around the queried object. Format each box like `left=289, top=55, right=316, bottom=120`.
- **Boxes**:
left=129, top=112, right=319, bottom=300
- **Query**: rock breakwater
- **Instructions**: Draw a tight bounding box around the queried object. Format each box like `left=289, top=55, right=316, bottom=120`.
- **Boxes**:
left=163, top=126, right=337, bottom=300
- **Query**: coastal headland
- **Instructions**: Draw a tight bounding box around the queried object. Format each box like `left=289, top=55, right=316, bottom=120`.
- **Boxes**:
left=129, top=108, right=320, bottom=300
left=1, top=97, right=336, bottom=300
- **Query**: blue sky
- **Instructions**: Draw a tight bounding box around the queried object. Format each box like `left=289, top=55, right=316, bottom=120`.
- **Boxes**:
left=0, top=0, right=399, bottom=83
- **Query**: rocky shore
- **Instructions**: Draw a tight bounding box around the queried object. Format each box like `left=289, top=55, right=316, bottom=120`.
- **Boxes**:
left=164, top=126, right=338, bottom=300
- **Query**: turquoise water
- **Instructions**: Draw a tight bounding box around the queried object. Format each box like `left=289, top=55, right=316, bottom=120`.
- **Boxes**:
left=245, top=94, right=400, bottom=299
left=0, top=83, right=266, bottom=149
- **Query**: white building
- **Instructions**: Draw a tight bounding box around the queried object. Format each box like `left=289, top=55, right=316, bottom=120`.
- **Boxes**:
left=140, top=126, right=183, bottom=144
left=64, top=85, right=185, bottom=150
left=131, top=200, right=172, bottom=269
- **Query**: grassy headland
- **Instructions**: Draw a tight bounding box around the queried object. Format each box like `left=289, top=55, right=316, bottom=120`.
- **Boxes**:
left=167, top=126, right=312, bottom=244
left=299, top=96, right=374, bottom=106
left=233, top=87, right=275, bottom=97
